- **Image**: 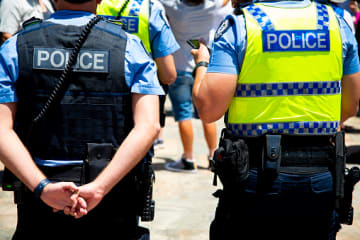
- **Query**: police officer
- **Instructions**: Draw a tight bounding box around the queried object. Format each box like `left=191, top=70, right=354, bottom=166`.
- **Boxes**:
left=97, top=0, right=180, bottom=148
left=0, top=0, right=163, bottom=239
left=191, top=0, right=360, bottom=239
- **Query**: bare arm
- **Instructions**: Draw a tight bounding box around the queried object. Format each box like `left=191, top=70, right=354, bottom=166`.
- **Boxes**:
left=0, top=102, right=80, bottom=210
left=154, top=54, right=177, bottom=85
left=78, top=93, right=161, bottom=211
left=341, top=71, right=360, bottom=123
left=0, top=102, right=45, bottom=190
left=191, top=40, right=237, bottom=123
left=1, top=33, right=13, bottom=43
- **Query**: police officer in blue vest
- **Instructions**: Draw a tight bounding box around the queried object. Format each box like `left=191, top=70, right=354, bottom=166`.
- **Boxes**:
left=0, top=0, right=163, bottom=239
left=191, top=0, right=360, bottom=239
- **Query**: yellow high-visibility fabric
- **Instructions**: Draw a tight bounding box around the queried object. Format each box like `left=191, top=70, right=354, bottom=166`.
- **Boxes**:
left=97, top=0, right=151, bottom=53
left=227, top=3, right=342, bottom=132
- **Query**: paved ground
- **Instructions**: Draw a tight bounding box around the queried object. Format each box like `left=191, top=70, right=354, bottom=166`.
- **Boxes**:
left=0, top=100, right=360, bottom=239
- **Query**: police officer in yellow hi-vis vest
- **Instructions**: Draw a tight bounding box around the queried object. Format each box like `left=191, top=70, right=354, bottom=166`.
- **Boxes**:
left=97, top=0, right=180, bottom=148
left=191, top=0, right=360, bottom=239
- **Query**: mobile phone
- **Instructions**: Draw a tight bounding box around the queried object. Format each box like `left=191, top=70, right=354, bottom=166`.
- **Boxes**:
left=186, top=39, right=200, bottom=49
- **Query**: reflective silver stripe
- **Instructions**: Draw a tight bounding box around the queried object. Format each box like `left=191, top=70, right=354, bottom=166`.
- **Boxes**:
left=227, top=121, right=339, bottom=136
left=235, top=81, right=341, bottom=97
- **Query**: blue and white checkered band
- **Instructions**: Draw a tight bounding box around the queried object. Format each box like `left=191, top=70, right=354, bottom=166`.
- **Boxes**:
left=245, top=4, right=274, bottom=31
left=128, top=0, right=144, bottom=16
left=227, top=121, right=339, bottom=136
left=235, top=81, right=341, bottom=97
left=316, top=2, right=329, bottom=30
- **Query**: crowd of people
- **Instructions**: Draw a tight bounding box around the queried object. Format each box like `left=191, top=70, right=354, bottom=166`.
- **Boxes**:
left=0, top=0, right=359, bottom=239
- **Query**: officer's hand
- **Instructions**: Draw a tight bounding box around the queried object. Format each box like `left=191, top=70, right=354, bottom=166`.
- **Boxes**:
left=62, top=195, right=88, bottom=219
left=191, top=38, right=210, bottom=64
left=76, top=182, right=105, bottom=213
left=41, top=182, right=87, bottom=217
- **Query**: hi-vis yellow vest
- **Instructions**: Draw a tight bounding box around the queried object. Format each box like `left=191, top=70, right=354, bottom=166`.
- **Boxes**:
left=227, top=2, right=342, bottom=137
left=97, top=0, right=151, bottom=53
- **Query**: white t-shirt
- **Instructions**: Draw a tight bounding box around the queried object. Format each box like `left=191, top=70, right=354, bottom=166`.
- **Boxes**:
left=160, top=0, right=224, bottom=72
left=209, top=0, right=233, bottom=45
left=0, top=0, right=54, bottom=35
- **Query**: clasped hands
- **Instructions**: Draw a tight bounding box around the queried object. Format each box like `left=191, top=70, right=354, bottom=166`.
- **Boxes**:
left=40, top=181, right=105, bottom=219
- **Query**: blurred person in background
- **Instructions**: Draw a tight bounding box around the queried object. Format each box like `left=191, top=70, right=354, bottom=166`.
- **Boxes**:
left=0, top=0, right=55, bottom=43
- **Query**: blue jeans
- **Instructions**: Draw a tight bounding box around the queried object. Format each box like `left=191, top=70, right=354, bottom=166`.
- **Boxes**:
left=210, top=170, right=341, bottom=240
left=168, top=71, right=199, bottom=121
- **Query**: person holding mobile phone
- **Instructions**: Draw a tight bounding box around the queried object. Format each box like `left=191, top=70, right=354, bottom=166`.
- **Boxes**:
left=160, top=0, right=230, bottom=173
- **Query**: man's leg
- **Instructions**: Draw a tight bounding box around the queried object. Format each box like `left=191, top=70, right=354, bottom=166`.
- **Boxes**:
left=202, top=121, right=217, bottom=158
left=179, top=119, right=194, bottom=160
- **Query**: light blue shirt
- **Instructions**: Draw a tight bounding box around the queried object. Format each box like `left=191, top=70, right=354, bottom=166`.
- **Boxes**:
left=208, top=0, right=360, bottom=76
left=149, top=0, right=180, bottom=58
left=0, top=10, right=164, bottom=104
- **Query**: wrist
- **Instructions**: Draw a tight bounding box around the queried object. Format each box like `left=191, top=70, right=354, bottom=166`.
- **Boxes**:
left=192, top=61, right=209, bottom=78
left=33, top=179, right=52, bottom=198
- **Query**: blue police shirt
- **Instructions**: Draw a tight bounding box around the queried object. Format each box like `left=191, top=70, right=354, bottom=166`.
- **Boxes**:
left=208, top=0, right=360, bottom=76
left=149, top=0, right=180, bottom=58
left=0, top=11, right=164, bottom=166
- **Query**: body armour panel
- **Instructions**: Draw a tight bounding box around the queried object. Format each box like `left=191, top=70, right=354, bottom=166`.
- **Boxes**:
left=15, top=20, right=133, bottom=160
left=227, top=2, right=342, bottom=137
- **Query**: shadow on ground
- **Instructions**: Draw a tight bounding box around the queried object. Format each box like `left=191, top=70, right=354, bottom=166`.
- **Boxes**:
left=347, top=145, right=360, bottom=164
left=153, top=157, right=209, bottom=171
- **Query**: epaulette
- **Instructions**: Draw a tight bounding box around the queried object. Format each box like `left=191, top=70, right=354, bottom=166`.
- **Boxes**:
left=107, top=19, right=127, bottom=31
left=22, top=17, right=42, bottom=29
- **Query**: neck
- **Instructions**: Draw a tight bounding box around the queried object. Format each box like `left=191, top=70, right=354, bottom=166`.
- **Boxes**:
left=182, top=0, right=204, bottom=6
left=55, top=0, right=98, bottom=14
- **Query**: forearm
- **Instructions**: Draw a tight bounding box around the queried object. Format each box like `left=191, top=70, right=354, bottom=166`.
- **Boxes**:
left=192, top=65, right=210, bottom=120
left=155, top=55, right=177, bottom=85
left=94, top=122, right=159, bottom=195
left=0, top=128, right=45, bottom=191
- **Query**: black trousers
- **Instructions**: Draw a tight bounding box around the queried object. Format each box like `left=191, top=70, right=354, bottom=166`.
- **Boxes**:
left=12, top=180, right=143, bottom=240
left=210, top=170, right=340, bottom=240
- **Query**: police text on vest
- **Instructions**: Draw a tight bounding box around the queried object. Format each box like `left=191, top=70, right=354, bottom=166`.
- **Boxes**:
left=33, top=48, right=109, bottom=73
left=262, top=30, right=330, bottom=52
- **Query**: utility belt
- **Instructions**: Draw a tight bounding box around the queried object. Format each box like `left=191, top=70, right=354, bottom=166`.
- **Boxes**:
left=2, top=143, right=155, bottom=222
left=211, top=128, right=358, bottom=225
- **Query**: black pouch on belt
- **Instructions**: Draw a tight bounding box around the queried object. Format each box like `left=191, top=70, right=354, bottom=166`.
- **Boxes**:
left=259, top=135, right=281, bottom=187
left=85, top=143, right=114, bottom=183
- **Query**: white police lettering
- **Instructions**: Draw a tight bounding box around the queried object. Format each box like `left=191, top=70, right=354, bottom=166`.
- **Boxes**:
left=94, top=53, right=105, bottom=70
left=79, top=52, right=92, bottom=70
left=279, top=33, right=291, bottom=49
left=50, top=50, right=65, bottom=68
left=263, top=30, right=330, bottom=52
left=120, top=17, right=139, bottom=33
left=33, top=48, right=109, bottom=73
left=37, top=50, right=49, bottom=67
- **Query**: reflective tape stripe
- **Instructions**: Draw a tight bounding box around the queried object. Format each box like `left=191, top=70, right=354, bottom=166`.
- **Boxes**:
left=246, top=3, right=329, bottom=30
left=245, top=4, right=274, bottom=31
left=235, top=81, right=341, bottom=97
left=316, top=2, right=329, bottom=30
left=227, top=121, right=339, bottom=136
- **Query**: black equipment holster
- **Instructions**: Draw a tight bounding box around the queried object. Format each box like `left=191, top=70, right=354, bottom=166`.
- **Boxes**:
left=135, top=153, right=155, bottom=222
left=333, top=131, right=360, bottom=225
left=86, top=142, right=156, bottom=222
left=212, top=128, right=249, bottom=189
